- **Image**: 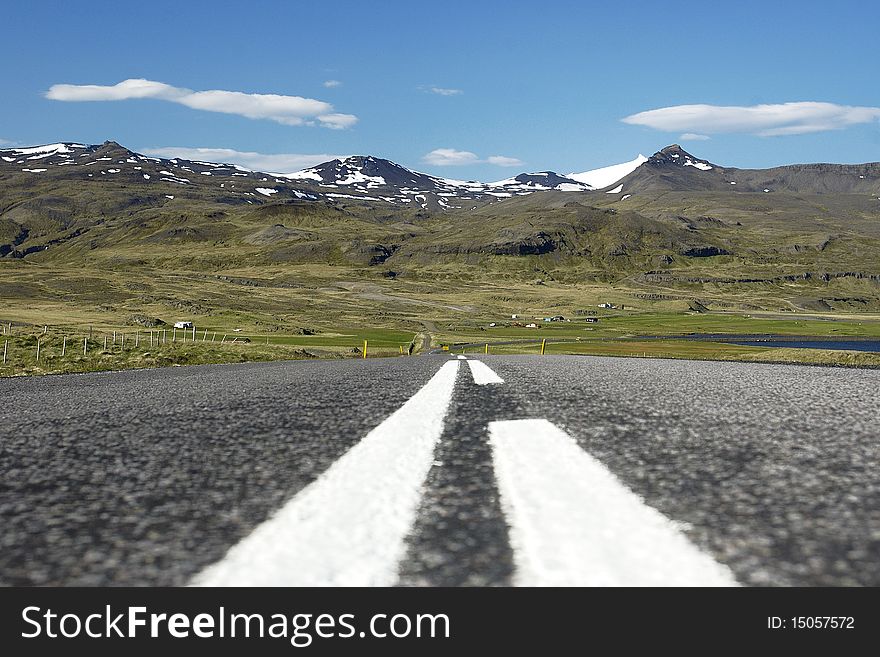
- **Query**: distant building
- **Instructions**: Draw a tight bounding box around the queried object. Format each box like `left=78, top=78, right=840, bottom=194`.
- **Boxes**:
left=511, top=314, right=519, bottom=319
left=174, top=321, right=194, bottom=329
left=585, top=317, right=598, bottom=323
left=525, top=323, right=538, bottom=328
left=598, top=303, right=614, bottom=309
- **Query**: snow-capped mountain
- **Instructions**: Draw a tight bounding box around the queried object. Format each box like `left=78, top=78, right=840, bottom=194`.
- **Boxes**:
left=609, top=144, right=880, bottom=195
left=0, top=140, right=321, bottom=202
left=5, top=141, right=874, bottom=214
left=283, top=156, right=592, bottom=208
left=0, top=142, right=611, bottom=212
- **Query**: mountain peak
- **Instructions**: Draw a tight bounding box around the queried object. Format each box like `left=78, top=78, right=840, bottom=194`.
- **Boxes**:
left=94, top=140, right=135, bottom=158
left=649, top=145, right=714, bottom=170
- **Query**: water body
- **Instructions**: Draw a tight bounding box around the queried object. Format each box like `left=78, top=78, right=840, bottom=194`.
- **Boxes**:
left=663, top=334, right=880, bottom=353
left=725, top=339, right=880, bottom=353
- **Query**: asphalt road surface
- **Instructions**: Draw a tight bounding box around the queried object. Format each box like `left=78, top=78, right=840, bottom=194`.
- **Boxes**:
left=1, top=355, right=878, bottom=586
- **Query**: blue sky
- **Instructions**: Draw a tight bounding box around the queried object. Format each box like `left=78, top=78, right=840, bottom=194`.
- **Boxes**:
left=3, top=0, right=879, bottom=179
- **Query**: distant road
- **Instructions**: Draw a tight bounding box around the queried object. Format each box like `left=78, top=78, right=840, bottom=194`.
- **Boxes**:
left=1, top=355, right=878, bottom=586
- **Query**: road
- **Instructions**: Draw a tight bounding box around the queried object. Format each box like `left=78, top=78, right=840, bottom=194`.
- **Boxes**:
left=1, top=354, right=878, bottom=586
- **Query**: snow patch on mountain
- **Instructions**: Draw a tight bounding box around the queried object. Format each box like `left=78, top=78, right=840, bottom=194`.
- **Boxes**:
left=567, top=155, right=648, bottom=189
left=683, top=158, right=712, bottom=170
left=8, top=143, right=86, bottom=156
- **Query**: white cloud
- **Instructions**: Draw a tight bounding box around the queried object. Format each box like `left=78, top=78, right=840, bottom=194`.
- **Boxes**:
left=423, top=148, right=523, bottom=167
left=623, top=102, right=880, bottom=137
left=422, top=86, right=463, bottom=96
left=679, top=133, right=710, bottom=141
left=46, top=78, right=357, bottom=129
left=316, top=113, right=359, bottom=130
left=486, top=155, right=524, bottom=167
left=423, top=148, right=480, bottom=166
left=323, top=79, right=342, bottom=88
left=141, top=147, right=344, bottom=174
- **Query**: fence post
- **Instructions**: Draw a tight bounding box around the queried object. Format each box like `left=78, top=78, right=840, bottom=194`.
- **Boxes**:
left=192, top=325, right=196, bottom=341
left=212, top=333, right=216, bottom=342
left=104, top=335, right=108, bottom=351
left=122, top=333, right=125, bottom=349
left=173, top=327, right=176, bottom=342
left=203, top=329, right=208, bottom=342
left=36, top=339, right=41, bottom=362
left=62, top=336, right=66, bottom=357
left=3, top=340, right=7, bottom=364
left=113, top=331, right=116, bottom=345
left=135, top=330, right=139, bottom=348
left=221, top=334, right=226, bottom=344
left=83, top=337, right=88, bottom=355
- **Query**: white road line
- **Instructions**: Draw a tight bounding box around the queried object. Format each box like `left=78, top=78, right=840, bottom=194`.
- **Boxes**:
left=192, top=360, right=460, bottom=586
left=467, top=359, right=504, bottom=385
left=488, top=418, right=739, bottom=587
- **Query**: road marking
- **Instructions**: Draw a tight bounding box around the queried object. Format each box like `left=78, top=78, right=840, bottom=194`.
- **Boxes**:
left=467, top=359, right=504, bottom=385
left=488, top=418, right=739, bottom=586
left=192, top=360, right=460, bottom=586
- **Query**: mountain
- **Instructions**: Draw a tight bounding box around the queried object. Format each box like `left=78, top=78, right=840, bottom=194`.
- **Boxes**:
left=610, top=144, right=880, bottom=196
left=5, top=141, right=879, bottom=215
left=284, top=156, right=591, bottom=208
left=2, top=139, right=880, bottom=316
left=0, top=143, right=596, bottom=213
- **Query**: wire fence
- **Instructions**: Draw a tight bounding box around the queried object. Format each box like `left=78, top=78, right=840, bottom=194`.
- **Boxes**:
left=0, top=321, right=412, bottom=373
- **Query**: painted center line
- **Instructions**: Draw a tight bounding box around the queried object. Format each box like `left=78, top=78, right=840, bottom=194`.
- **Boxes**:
left=488, top=418, right=739, bottom=587
left=192, top=360, right=460, bottom=586
left=467, top=359, right=504, bottom=385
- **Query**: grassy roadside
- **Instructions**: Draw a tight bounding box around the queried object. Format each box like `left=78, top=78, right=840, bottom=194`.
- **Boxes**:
left=480, top=339, right=880, bottom=368
left=0, top=328, right=411, bottom=378
left=3, top=303, right=880, bottom=377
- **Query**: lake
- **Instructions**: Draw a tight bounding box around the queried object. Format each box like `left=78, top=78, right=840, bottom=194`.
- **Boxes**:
left=656, top=333, right=880, bottom=353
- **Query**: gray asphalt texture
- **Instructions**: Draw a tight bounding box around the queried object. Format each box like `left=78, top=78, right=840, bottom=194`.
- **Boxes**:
left=1, top=355, right=878, bottom=586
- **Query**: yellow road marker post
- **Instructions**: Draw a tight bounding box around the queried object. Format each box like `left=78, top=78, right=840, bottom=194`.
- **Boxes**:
left=363, top=340, right=368, bottom=359
left=485, top=343, right=489, bottom=354
left=541, top=338, right=546, bottom=355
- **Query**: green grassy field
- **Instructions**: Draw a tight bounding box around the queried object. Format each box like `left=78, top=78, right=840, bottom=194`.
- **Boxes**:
left=479, top=338, right=880, bottom=367
left=3, top=255, right=880, bottom=377
left=0, top=324, right=414, bottom=377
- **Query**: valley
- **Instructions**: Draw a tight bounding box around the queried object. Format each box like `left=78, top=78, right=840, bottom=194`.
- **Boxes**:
left=2, top=140, right=880, bottom=375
